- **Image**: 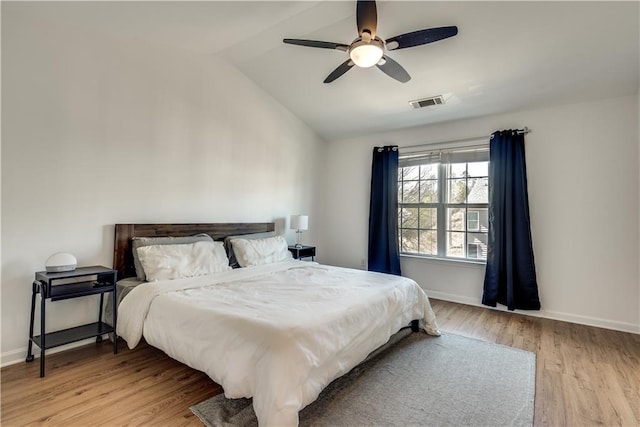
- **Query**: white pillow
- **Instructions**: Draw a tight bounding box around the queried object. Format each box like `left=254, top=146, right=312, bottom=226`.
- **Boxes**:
left=136, top=241, right=230, bottom=281
left=230, top=235, right=292, bottom=267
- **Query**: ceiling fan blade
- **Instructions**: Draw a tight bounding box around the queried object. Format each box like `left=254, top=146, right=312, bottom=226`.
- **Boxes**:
left=376, top=56, right=411, bottom=83
left=283, top=39, right=349, bottom=51
left=386, top=26, right=458, bottom=51
left=324, top=59, right=355, bottom=83
left=356, top=0, right=377, bottom=37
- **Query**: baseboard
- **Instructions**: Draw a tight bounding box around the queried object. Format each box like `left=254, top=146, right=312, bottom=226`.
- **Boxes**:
left=426, top=290, right=480, bottom=307
left=425, top=290, right=640, bottom=335
left=538, top=310, right=640, bottom=334
left=1, top=336, right=106, bottom=368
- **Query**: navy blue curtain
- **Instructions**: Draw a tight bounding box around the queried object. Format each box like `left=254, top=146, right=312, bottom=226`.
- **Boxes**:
left=368, top=146, right=401, bottom=275
left=482, top=130, right=541, bottom=310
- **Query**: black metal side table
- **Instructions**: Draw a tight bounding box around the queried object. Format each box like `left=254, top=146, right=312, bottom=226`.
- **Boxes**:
left=26, top=266, right=118, bottom=377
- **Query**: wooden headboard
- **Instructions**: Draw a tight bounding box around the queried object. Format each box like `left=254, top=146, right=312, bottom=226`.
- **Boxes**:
left=113, top=222, right=275, bottom=280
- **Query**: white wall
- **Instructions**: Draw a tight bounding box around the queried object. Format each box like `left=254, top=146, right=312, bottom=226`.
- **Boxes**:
left=1, top=8, right=325, bottom=364
left=320, top=95, right=640, bottom=334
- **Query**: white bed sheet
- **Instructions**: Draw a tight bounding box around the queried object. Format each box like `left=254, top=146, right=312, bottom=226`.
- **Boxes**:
left=117, top=260, right=440, bottom=426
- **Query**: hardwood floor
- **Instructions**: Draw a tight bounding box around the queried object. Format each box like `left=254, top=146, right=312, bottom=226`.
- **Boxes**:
left=2, top=299, right=639, bottom=426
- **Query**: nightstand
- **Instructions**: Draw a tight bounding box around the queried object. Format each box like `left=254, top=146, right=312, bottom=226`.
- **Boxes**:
left=26, top=266, right=118, bottom=377
left=288, top=245, right=316, bottom=261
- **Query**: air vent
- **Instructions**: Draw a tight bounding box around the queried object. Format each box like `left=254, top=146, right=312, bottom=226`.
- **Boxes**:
left=409, top=95, right=445, bottom=109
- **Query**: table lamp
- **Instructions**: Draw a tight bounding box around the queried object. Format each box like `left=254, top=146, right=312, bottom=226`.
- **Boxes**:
left=290, top=214, right=308, bottom=248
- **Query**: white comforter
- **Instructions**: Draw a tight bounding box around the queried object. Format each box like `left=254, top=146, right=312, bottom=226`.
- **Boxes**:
left=117, top=260, right=440, bottom=426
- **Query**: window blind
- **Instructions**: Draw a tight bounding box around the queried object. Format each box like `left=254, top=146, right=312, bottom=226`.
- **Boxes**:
left=399, top=146, right=489, bottom=167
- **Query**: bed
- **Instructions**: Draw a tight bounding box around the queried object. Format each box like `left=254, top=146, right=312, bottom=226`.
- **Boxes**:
left=113, top=222, right=440, bottom=426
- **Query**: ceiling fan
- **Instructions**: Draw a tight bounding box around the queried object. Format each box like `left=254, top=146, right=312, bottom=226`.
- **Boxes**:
left=283, top=0, right=458, bottom=83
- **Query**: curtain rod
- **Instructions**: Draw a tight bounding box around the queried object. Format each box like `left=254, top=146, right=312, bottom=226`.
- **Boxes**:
left=398, top=127, right=531, bottom=150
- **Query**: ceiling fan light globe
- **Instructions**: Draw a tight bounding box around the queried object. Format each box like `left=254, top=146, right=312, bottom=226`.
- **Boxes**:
left=349, top=44, right=384, bottom=68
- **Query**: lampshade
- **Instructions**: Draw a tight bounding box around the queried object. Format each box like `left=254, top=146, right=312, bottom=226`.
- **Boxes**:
left=290, top=215, right=309, bottom=231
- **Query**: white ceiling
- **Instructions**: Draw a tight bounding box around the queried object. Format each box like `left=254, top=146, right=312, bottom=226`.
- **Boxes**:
left=15, top=1, right=640, bottom=141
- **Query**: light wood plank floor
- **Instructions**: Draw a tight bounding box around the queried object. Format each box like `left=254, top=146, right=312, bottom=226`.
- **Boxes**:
left=2, top=299, right=639, bottom=426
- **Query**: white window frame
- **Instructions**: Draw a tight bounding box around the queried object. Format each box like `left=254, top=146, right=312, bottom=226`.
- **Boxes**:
left=398, top=143, right=489, bottom=262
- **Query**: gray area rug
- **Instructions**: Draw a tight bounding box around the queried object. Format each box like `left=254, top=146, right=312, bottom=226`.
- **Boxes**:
left=191, top=331, right=536, bottom=427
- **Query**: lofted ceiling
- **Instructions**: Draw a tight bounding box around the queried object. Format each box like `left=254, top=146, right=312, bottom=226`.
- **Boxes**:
left=12, top=1, right=640, bottom=141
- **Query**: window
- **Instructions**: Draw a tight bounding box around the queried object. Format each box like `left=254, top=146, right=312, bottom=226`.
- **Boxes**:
left=467, top=243, right=481, bottom=259
left=467, top=211, right=480, bottom=231
left=398, top=146, right=489, bottom=262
